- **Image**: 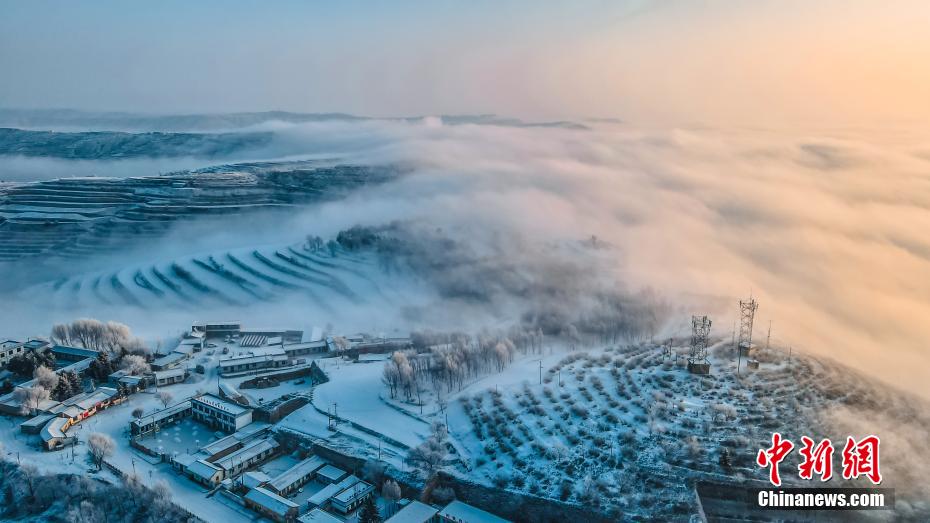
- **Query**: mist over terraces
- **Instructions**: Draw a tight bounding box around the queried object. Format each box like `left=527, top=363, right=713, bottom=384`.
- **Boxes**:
left=0, top=161, right=400, bottom=265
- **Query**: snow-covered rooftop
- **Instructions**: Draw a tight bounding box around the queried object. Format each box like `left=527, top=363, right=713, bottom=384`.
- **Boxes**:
left=193, top=393, right=249, bottom=416
left=153, top=368, right=187, bottom=380
left=152, top=352, right=188, bottom=367
left=39, top=416, right=69, bottom=442
left=438, top=501, right=511, bottom=523
left=199, top=421, right=271, bottom=458
left=243, top=470, right=272, bottom=490
left=49, top=345, right=98, bottom=359
left=186, top=459, right=222, bottom=481
left=131, top=400, right=192, bottom=428
left=214, top=438, right=277, bottom=472
left=219, top=349, right=288, bottom=368
left=307, top=482, right=342, bottom=508
left=244, top=487, right=298, bottom=516
left=307, top=474, right=359, bottom=507
left=331, top=479, right=372, bottom=504
left=386, top=500, right=439, bottom=523
left=20, top=413, right=55, bottom=429
left=267, top=455, right=326, bottom=493
left=315, top=464, right=347, bottom=483
left=299, top=508, right=344, bottom=523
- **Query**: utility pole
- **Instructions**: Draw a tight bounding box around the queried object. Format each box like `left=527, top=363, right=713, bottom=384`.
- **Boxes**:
left=731, top=320, right=736, bottom=350
left=737, top=340, right=742, bottom=376
left=766, top=321, right=772, bottom=351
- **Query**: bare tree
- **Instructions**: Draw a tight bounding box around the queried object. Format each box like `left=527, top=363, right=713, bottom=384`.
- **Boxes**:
left=156, top=391, right=173, bottom=408
left=33, top=365, right=59, bottom=391
left=14, top=385, right=49, bottom=415
left=407, top=422, right=448, bottom=479
left=51, top=323, right=71, bottom=345
left=19, top=463, right=39, bottom=499
left=332, top=336, right=351, bottom=353
left=52, top=319, right=147, bottom=355
left=381, top=479, right=402, bottom=511
left=132, top=407, right=144, bottom=418
left=382, top=364, right=401, bottom=398
left=87, top=432, right=115, bottom=470
left=119, top=354, right=150, bottom=376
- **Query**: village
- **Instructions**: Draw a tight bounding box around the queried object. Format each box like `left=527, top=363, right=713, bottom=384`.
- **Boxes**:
left=0, top=321, right=512, bottom=523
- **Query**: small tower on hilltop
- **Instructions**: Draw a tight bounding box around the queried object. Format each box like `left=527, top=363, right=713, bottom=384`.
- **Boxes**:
left=738, top=296, right=759, bottom=358
left=737, top=295, right=760, bottom=375
left=688, top=315, right=712, bottom=375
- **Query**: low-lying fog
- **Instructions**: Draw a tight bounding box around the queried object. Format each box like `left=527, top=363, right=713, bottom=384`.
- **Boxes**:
left=2, top=117, right=929, bottom=398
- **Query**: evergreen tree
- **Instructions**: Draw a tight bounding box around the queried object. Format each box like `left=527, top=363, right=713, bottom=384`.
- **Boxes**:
left=66, top=371, right=82, bottom=394
left=720, top=448, right=732, bottom=473
left=357, top=496, right=381, bottom=523
left=52, top=378, right=73, bottom=401
left=88, top=351, right=114, bottom=381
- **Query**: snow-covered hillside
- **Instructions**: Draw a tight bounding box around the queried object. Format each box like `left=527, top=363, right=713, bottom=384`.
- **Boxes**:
left=0, top=161, right=398, bottom=264
left=439, top=344, right=930, bottom=520
left=0, top=127, right=273, bottom=160
left=35, top=242, right=405, bottom=312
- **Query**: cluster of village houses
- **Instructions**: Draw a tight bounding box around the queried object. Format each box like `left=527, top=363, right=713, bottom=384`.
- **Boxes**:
left=0, top=323, right=508, bottom=523
left=0, top=322, right=344, bottom=449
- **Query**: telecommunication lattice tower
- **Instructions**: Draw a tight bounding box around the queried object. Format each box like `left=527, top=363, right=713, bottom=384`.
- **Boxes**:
left=738, top=297, right=759, bottom=352
left=688, top=315, right=712, bottom=365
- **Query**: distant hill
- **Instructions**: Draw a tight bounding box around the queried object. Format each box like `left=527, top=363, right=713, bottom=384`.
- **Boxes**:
left=0, top=108, right=588, bottom=132
left=0, top=127, right=273, bottom=160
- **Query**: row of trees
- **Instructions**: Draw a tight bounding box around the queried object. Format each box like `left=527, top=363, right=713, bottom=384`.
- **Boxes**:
left=383, top=330, right=525, bottom=404
left=50, top=319, right=147, bottom=355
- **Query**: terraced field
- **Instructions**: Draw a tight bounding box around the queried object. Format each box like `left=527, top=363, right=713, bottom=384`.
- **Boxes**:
left=0, top=160, right=399, bottom=263
left=31, top=241, right=411, bottom=312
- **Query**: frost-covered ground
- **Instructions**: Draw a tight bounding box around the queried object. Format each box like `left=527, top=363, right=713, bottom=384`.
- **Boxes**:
left=442, top=344, right=930, bottom=520
left=3, top=335, right=929, bottom=521
left=290, top=358, right=433, bottom=449
left=279, top=341, right=930, bottom=520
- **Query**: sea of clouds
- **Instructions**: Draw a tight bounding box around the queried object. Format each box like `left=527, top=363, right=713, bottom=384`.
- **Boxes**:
left=3, top=116, right=929, bottom=397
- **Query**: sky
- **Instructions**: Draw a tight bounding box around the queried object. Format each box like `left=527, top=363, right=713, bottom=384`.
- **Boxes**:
left=2, top=1, right=930, bottom=125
